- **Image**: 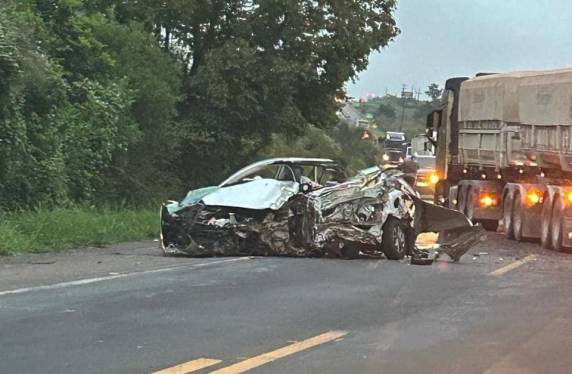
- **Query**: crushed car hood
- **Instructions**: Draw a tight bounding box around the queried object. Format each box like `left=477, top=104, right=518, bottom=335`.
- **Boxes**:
left=202, top=179, right=299, bottom=210
left=166, top=186, right=219, bottom=214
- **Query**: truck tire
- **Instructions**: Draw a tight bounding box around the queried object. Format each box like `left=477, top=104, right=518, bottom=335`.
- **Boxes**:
left=551, top=197, right=565, bottom=252
left=382, top=216, right=408, bottom=260
left=540, top=196, right=553, bottom=249
left=479, top=220, right=499, bottom=232
left=503, top=192, right=515, bottom=240
left=512, top=192, right=524, bottom=241
left=448, top=185, right=458, bottom=209
left=458, top=185, right=468, bottom=214
left=466, top=187, right=475, bottom=221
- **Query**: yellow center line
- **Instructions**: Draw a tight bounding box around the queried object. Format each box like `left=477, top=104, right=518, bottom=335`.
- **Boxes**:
left=209, top=330, right=348, bottom=374
left=152, top=358, right=222, bottom=374
left=489, top=255, right=537, bottom=276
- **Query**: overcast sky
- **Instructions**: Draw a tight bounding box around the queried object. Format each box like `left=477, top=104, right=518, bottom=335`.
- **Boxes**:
left=348, top=0, right=572, bottom=99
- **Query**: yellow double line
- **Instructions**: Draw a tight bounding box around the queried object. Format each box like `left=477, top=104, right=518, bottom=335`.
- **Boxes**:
left=489, top=255, right=537, bottom=276
left=152, top=330, right=347, bottom=374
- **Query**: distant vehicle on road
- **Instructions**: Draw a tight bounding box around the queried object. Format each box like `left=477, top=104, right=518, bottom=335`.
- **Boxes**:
left=382, top=131, right=407, bottom=151
left=381, top=150, right=405, bottom=166
left=408, top=134, right=434, bottom=159
left=412, top=155, right=438, bottom=200
left=357, top=119, right=370, bottom=128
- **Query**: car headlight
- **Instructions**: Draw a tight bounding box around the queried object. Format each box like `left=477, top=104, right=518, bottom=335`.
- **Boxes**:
left=382, top=154, right=389, bottom=161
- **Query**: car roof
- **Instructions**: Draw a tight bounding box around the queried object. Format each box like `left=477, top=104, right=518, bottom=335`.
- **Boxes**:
left=219, top=158, right=341, bottom=187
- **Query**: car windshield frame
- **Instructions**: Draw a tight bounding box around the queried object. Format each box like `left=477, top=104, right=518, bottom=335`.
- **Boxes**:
left=219, top=158, right=346, bottom=187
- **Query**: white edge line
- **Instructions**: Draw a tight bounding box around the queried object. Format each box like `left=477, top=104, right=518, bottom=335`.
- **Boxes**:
left=0, top=257, right=250, bottom=297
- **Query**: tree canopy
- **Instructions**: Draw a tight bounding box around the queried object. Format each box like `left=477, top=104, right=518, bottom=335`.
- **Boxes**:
left=0, top=0, right=398, bottom=210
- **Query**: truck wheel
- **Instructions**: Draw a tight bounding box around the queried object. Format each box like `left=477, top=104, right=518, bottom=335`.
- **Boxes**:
left=540, top=196, right=553, bottom=249
left=448, top=186, right=458, bottom=209
left=382, top=216, right=408, bottom=260
left=458, top=185, right=468, bottom=214
left=512, top=192, right=524, bottom=241
left=551, top=197, right=565, bottom=252
left=503, top=193, right=515, bottom=240
left=466, top=187, right=475, bottom=221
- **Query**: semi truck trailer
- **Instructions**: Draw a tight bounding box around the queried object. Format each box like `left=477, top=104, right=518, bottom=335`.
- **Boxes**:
left=427, top=68, right=572, bottom=250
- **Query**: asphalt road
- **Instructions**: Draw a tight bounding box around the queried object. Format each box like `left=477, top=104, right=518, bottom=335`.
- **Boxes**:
left=2, top=234, right=572, bottom=374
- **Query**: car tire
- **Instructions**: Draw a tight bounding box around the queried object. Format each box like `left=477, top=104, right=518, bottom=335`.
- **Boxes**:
left=382, top=216, right=408, bottom=260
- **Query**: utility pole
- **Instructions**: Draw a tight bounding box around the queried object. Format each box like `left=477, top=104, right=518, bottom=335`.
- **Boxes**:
left=400, top=84, right=406, bottom=132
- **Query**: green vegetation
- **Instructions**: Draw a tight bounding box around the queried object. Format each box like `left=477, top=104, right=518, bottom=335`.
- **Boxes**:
left=0, top=0, right=399, bottom=253
left=353, top=89, right=441, bottom=140
left=0, top=208, right=157, bottom=255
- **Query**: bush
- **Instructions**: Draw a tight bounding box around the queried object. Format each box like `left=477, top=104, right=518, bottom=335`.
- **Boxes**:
left=0, top=208, right=157, bottom=255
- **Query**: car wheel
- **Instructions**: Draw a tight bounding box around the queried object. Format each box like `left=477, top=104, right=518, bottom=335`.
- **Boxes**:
left=382, top=216, right=408, bottom=260
left=503, top=192, right=515, bottom=240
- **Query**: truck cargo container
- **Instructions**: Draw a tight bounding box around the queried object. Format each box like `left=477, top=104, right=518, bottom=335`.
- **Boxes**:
left=427, top=68, right=572, bottom=250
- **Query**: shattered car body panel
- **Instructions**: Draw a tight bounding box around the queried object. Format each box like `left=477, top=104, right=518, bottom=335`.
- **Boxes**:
left=160, top=158, right=485, bottom=260
left=202, top=179, right=299, bottom=210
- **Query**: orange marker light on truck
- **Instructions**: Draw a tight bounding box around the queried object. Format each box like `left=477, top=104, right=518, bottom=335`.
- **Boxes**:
left=527, top=191, right=541, bottom=206
left=480, top=195, right=494, bottom=207
left=479, top=194, right=498, bottom=207
left=429, top=173, right=439, bottom=184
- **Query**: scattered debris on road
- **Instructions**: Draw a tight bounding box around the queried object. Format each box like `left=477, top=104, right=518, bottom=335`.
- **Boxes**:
left=161, top=158, right=486, bottom=261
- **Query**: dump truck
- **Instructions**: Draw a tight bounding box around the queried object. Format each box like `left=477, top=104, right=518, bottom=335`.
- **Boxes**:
left=426, top=68, right=572, bottom=250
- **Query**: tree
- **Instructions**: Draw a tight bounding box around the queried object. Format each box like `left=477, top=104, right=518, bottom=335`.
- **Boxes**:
left=425, top=83, right=443, bottom=102
left=0, top=0, right=400, bottom=210
left=375, top=102, right=396, bottom=122
left=114, top=1, right=399, bottom=176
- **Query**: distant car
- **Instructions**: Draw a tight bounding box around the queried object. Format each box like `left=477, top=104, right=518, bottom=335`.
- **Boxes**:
left=160, top=158, right=484, bottom=261
left=405, top=146, right=413, bottom=160
left=382, top=132, right=407, bottom=152
left=381, top=150, right=405, bottom=166
left=413, top=155, right=438, bottom=199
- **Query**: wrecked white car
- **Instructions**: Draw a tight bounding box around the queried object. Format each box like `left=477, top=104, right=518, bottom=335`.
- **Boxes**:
left=160, top=158, right=485, bottom=261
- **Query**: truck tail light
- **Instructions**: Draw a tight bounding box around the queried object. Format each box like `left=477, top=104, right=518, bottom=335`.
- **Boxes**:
left=527, top=191, right=541, bottom=206
left=567, top=192, right=572, bottom=203
left=429, top=173, right=439, bottom=184
left=479, top=194, right=497, bottom=207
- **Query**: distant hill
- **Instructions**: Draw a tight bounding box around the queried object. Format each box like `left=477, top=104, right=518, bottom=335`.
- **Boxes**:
left=350, top=95, right=438, bottom=140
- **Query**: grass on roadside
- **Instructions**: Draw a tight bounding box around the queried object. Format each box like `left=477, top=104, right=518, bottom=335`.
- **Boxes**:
left=0, top=208, right=159, bottom=256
